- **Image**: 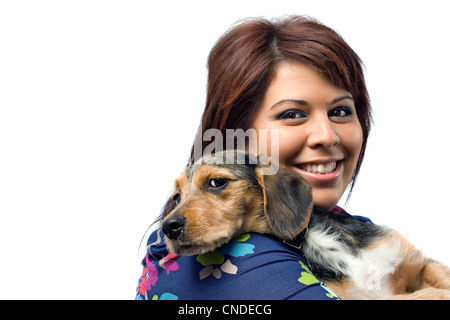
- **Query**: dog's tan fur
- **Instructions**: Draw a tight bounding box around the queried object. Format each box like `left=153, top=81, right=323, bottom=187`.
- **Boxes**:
left=164, top=165, right=270, bottom=255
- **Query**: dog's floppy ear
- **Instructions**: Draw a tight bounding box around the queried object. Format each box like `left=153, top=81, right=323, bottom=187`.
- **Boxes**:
left=255, top=167, right=313, bottom=240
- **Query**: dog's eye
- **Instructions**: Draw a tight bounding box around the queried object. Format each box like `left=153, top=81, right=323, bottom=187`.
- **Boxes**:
left=209, top=178, right=228, bottom=189
left=173, top=193, right=181, bottom=205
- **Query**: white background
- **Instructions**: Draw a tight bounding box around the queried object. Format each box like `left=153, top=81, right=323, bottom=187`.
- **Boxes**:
left=1, top=0, right=449, bottom=299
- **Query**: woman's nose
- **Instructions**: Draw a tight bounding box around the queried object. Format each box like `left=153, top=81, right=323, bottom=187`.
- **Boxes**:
left=306, top=116, right=340, bottom=149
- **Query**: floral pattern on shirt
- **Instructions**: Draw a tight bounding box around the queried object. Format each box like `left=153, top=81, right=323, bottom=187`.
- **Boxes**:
left=136, top=229, right=342, bottom=300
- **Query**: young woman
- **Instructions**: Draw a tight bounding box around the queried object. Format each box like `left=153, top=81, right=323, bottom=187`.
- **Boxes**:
left=136, top=15, right=372, bottom=300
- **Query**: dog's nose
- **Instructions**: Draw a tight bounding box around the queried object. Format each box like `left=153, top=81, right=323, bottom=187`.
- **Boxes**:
left=162, top=215, right=186, bottom=240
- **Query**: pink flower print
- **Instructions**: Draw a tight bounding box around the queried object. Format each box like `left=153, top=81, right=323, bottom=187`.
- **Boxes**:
left=159, top=252, right=179, bottom=275
left=145, top=262, right=159, bottom=291
left=136, top=266, right=149, bottom=297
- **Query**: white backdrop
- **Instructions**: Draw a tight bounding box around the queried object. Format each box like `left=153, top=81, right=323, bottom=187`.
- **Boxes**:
left=1, top=0, right=449, bottom=299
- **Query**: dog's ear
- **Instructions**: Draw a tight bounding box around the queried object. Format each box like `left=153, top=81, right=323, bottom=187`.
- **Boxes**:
left=255, top=167, right=313, bottom=240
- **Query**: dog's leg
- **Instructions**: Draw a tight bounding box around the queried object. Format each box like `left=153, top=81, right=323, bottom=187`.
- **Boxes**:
left=387, top=260, right=450, bottom=299
left=421, top=262, right=450, bottom=290
left=387, top=231, right=450, bottom=299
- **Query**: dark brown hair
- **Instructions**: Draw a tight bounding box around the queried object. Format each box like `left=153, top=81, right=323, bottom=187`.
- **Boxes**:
left=190, top=15, right=372, bottom=193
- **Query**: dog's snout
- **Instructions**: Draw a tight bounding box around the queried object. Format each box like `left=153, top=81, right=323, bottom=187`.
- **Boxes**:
left=162, top=215, right=186, bottom=240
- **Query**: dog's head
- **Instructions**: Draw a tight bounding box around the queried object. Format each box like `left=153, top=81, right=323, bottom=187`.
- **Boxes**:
left=160, top=150, right=313, bottom=255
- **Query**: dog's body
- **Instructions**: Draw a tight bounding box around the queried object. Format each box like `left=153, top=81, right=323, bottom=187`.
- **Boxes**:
left=300, top=210, right=450, bottom=299
left=160, top=151, right=450, bottom=299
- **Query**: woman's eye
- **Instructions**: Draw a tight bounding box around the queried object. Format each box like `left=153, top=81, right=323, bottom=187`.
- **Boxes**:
left=209, top=178, right=228, bottom=189
left=277, top=109, right=306, bottom=120
left=173, top=193, right=181, bottom=204
left=329, top=107, right=353, bottom=118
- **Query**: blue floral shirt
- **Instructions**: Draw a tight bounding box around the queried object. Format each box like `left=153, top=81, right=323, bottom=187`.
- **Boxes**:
left=136, top=232, right=341, bottom=300
left=136, top=208, right=372, bottom=300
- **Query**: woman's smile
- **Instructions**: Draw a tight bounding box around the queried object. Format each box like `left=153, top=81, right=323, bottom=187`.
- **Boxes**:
left=291, top=159, right=343, bottom=184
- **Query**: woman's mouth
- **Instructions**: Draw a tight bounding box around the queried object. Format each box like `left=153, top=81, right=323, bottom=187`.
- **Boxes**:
left=293, top=160, right=343, bottom=183
left=299, top=161, right=337, bottom=174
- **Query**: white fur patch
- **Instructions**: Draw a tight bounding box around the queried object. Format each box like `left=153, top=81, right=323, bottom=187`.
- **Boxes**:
left=303, top=227, right=403, bottom=299
left=302, top=228, right=355, bottom=278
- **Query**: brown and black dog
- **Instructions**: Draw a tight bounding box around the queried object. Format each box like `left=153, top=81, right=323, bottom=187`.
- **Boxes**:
left=160, top=150, right=450, bottom=299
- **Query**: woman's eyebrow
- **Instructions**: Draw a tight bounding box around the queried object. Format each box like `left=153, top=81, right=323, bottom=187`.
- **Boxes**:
left=331, top=96, right=356, bottom=104
left=270, top=99, right=308, bottom=110
left=270, top=96, right=355, bottom=110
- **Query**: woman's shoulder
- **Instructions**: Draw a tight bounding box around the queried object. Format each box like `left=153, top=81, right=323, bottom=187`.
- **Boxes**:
left=136, top=229, right=340, bottom=300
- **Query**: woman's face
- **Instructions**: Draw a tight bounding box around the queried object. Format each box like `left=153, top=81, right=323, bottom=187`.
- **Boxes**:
left=252, top=61, right=363, bottom=209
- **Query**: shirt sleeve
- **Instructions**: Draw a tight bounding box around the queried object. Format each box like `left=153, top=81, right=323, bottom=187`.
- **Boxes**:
left=136, top=230, right=340, bottom=300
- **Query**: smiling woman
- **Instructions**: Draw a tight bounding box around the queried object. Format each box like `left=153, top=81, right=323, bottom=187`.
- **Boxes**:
left=137, top=15, right=375, bottom=300
left=190, top=16, right=371, bottom=204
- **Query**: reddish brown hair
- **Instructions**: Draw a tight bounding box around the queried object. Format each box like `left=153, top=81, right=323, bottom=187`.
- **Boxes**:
left=190, top=15, right=372, bottom=191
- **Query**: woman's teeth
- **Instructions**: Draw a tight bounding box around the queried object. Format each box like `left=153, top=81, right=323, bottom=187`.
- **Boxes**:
left=300, top=162, right=337, bottom=174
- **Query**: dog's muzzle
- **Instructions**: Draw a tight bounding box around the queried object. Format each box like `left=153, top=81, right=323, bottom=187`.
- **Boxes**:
left=162, top=215, right=186, bottom=240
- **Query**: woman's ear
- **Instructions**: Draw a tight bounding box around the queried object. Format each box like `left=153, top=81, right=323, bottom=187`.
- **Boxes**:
left=255, top=167, right=313, bottom=240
